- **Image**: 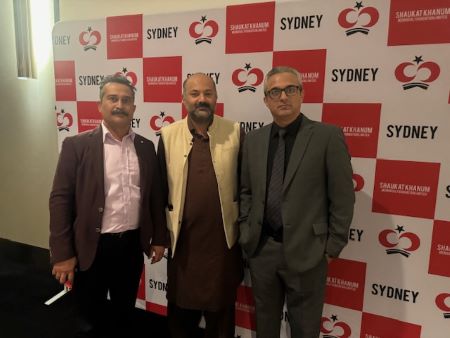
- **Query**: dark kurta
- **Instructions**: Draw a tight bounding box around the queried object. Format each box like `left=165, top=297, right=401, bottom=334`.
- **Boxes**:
left=166, top=132, right=243, bottom=312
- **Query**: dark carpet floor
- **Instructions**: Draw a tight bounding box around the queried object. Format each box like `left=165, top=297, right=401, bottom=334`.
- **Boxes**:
left=0, top=237, right=171, bottom=338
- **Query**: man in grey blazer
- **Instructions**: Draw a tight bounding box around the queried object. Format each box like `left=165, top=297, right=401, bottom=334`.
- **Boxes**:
left=49, top=75, right=167, bottom=337
left=239, top=66, right=355, bottom=338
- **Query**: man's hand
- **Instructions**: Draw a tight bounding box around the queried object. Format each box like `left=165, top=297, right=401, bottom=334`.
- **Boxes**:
left=150, top=245, right=165, bottom=264
left=52, top=256, right=77, bottom=284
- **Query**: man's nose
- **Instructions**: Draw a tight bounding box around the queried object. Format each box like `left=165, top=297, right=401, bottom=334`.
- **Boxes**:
left=116, top=99, right=126, bottom=108
left=279, top=90, right=289, bottom=100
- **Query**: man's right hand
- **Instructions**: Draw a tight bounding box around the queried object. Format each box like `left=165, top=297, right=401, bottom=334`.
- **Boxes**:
left=52, top=256, right=77, bottom=284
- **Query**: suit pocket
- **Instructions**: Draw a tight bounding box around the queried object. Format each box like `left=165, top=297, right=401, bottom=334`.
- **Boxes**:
left=313, top=222, right=328, bottom=235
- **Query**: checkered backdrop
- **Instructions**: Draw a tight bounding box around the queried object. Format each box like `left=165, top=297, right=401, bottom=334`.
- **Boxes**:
left=52, top=0, right=450, bottom=337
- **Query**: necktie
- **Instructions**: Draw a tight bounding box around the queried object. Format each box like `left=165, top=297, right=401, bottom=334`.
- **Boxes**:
left=266, top=129, right=286, bottom=231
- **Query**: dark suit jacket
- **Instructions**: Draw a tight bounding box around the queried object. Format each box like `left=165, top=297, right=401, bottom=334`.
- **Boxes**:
left=49, top=125, right=167, bottom=271
left=239, top=115, right=355, bottom=273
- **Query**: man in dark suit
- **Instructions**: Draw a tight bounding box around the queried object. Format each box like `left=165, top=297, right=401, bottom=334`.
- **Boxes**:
left=49, top=75, right=167, bottom=337
left=239, top=66, right=355, bottom=337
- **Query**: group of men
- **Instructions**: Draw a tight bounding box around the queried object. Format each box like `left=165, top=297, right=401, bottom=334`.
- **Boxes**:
left=49, top=66, right=355, bottom=338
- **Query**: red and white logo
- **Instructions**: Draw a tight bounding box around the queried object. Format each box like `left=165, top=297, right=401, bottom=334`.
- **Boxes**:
left=149, top=112, right=175, bottom=135
left=225, top=2, right=275, bottom=54
left=235, top=285, right=256, bottom=331
left=143, top=56, right=182, bottom=103
left=338, top=1, right=379, bottom=36
left=189, top=16, right=219, bottom=45
left=388, top=0, right=450, bottom=46
left=232, top=63, right=264, bottom=93
left=378, top=225, right=420, bottom=257
left=107, top=15, right=143, bottom=59
left=429, top=220, right=450, bottom=277
left=320, top=314, right=351, bottom=338
left=79, top=26, right=101, bottom=51
left=273, top=50, right=326, bottom=103
left=360, top=313, right=421, bottom=338
left=325, top=259, right=366, bottom=311
left=56, top=107, right=74, bottom=132
left=115, top=67, right=138, bottom=87
left=435, top=293, right=450, bottom=319
left=76, top=101, right=102, bottom=132
left=395, top=56, right=440, bottom=90
left=322, top=103, right=381, bottom=158
left=352, top=173, right=364, bottom=192
left=372, top=160, right=440, bottom=219
left=54, top=60, right=76, bottom=101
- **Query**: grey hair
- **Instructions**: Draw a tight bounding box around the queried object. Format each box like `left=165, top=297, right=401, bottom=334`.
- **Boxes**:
left=263, top=66, right=303, bottom=93
left=99, top=74, right=136, bottom=100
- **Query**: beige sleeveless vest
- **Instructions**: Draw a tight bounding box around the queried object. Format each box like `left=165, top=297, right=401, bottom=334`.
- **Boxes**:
left=160, top=116, right=241, bottom=256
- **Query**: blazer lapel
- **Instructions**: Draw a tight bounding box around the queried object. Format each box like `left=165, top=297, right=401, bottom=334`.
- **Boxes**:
left=257, top=125, right=271, bottom=196
left=134, top=135, right=148, bottom=191
left=283, top=116, right=314, bottom=189
left=89, top=126, right=105, bottom=195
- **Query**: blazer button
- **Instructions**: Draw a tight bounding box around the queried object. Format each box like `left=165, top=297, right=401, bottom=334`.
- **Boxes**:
left=98, top=207, right=104, bottom=213
left=95, top=227, right=101, bottom=233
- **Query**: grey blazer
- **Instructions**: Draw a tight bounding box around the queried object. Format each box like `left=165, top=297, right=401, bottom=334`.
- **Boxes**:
left=238, top=115, right=355, bottom=273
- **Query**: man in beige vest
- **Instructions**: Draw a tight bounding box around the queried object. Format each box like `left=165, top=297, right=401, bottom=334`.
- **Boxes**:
left=157, top=73, right=243, bottom=338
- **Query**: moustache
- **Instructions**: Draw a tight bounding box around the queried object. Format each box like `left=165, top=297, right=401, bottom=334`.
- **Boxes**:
left=112, top=109, right=128, bottom=116
left=195, top=102, right=212, bottom=111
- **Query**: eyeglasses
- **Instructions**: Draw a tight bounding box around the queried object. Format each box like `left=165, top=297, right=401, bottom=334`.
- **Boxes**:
left=266, top=85, right=301, bottom=99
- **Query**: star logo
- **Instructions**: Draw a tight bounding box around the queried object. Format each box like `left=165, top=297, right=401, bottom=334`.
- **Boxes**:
left=413, top=56, right=423, bottom=64
left=396, top=225, right=405, bottom=233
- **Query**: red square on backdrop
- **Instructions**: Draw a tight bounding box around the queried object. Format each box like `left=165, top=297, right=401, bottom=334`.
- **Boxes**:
left=372, top=159, right=440, bottom=219
left=322, top=103, right=381, bottom=158
left=387, top=0, right=450, bottom=46
left=137, top=271, right=145, bottom=300
left=273, top=50, right=326, bottom=103
left=54, top=61, right=76, bottom=101
left=360, top=312, right=421, bottom=338
left=107, top=15, right=143, bottom=59
left=146, top=302, right=167, bottom=316
left=77, top=101, right=102, bottom=132
left=235, top=285, right=256, bottom=331
left=181, top=102, right=224, bottom=119
left=226, top=2, right=275, bottom=54
left=325, top=258, right=366, bottom=311
left=143, top=57, right=182, bottom=103
left=428, top=220, right=450, bottom=277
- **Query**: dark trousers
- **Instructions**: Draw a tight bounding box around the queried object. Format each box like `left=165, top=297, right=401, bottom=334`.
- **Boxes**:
left=248, top=237, right=328, bottom=338
left=168, top=302, right=236, bottom=338
left=73, top=229, right=143, bottom=338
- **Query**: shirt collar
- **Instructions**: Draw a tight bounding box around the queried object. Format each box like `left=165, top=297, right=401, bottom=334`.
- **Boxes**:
left=187, top=115, right=213, bottom=139
left=101, top=121, right=135, bottom=143
left=271, top=113, right=303, bottom=138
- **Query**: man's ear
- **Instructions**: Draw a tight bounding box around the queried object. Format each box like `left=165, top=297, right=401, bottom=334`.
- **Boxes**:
left=263, top=95, right=268, bottom=108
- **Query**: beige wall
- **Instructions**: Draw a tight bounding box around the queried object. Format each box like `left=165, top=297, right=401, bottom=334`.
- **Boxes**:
left=0, top=0, right=271, bottom=248
left=0, top=0, right=57, bottom=248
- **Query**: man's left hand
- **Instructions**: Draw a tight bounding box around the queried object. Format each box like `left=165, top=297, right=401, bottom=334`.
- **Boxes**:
left=150, top=245, right=165, bottom=264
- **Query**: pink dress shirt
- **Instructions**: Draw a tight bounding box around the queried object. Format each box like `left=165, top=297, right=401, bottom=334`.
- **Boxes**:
left=101, top=122, right=141, bottom=234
